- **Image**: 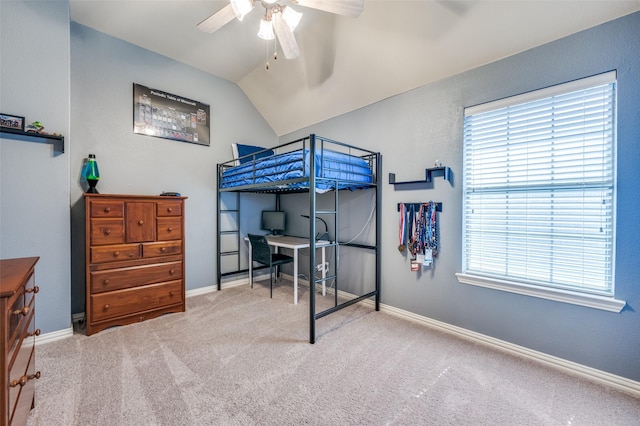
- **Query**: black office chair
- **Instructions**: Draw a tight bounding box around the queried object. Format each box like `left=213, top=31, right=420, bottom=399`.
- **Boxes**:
left=248, top=234, right=294, bottom=298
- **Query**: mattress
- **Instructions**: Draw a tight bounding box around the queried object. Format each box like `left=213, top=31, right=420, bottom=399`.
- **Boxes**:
left=220, top=148, right=373, bottom=192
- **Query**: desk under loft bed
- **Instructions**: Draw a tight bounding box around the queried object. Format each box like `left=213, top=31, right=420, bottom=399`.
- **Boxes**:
left=216, top=134, right=381, bottom=343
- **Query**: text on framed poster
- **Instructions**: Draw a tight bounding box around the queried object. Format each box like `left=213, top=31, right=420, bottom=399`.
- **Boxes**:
left=133, top=83, right=210, bottom=146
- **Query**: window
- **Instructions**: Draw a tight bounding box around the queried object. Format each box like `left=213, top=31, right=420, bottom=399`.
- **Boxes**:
left=457, top=71, right=624, bottom=312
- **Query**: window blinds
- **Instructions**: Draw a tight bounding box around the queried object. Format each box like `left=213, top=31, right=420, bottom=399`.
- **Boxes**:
left=462, top=72, right=616, bottom=295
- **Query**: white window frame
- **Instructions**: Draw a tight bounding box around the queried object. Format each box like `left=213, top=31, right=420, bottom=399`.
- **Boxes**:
left=456, top=71, right=625, bottom=312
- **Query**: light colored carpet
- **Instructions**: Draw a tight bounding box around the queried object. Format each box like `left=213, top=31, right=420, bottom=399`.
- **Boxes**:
left=28, top=281, right=640, bottom=425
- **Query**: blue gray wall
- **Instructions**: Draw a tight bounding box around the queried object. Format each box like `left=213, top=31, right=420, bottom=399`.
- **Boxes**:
left=68, top=23, right=277, bottom=314
left=1, top=0, right=71, bottom=333
left=284, top=12, right=640, bottom=381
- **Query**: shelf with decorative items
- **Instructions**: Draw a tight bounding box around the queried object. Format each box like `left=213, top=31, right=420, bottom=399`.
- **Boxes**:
left=0, top=127, right=65, bottom=153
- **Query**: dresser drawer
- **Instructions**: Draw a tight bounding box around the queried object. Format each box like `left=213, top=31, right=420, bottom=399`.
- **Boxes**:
left=157, top=201, right=182, bottom=217
left=157, top=217, right=182, bottom=241
left=8, top=310, right=35, bottom=422
left=91, top=218, right=125, bottom=245
left=9, top=345, right=36, bottom=426
left=90, top=279, right=183, bottom=322
left=7, top=287, right=26, bottom=352
left=91, top=244, right=140, bottom=264
left=142, top=240, right=182, bottom=258
left=90, top=200, right=124, bottom=217
left=90, top=261, right=183, bottom=294
left=24, top=272, right=38, bottom=308
left=8, top=298, right=34, bottom=369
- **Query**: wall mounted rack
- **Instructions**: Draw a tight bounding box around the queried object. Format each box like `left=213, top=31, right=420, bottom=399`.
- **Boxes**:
left=397, top=202, right=442, bottom=212
left=389, top=166, right=451, bottom=187
left=0, top=128, right=64, bottom=153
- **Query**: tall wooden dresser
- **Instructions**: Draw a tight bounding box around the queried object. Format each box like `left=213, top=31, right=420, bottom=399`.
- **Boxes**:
left=1, top=257, right=41, bottom=426
left=84, top=194, right=187, bottom=336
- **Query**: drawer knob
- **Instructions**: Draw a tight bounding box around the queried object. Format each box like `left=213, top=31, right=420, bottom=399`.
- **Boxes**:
left=10, top=376, right=28, bottom=388
left=104, top=229, right=112, bottom=235
left=161, top=247, right=167, bottom=253
left=9, top=372, right=38, bottom=387
left=26, top=285, right=40, bottom=294
left=167, top=207, right=173, bottom=213
left=12, top=306, right=30, bottom=317
left=103, top=279, right=110, bottom=285
left=113, top=251, right=120, bottom=257
left=167, top=227, right=173, bottom=232
left=103, top=304, right=110, bottom=311
left=169, top=291, right=175, bottom=297
left=138, top=220, right=144, bottom=225
left=104, top=207, right=111, bottom=213
left=29, top=328, right=41, bottom=337
left=169, top=269, right=175, bottom=275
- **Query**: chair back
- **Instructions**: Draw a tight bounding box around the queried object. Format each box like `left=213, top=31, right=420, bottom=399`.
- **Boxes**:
left=248, top=234, right=272, bottom=266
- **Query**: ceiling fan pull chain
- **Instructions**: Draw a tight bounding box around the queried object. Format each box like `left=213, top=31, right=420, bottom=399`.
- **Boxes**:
left=265, top=37, right=271, bottom=70
left=273, top=37, right=278, bottom=61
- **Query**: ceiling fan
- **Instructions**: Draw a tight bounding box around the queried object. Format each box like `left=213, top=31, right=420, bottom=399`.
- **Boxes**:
left=197, top=0, right=364, bottom=61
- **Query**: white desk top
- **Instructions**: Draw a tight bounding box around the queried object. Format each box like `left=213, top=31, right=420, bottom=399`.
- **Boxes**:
left=264, top=235, right=330, bottom=249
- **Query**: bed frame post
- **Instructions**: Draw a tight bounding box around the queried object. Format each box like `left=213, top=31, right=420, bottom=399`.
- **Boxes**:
left=309, top=134, right=317, bottom=344
left=375, top=153, right=382, bottom=310
left=216, top=164, right=222, bottom=291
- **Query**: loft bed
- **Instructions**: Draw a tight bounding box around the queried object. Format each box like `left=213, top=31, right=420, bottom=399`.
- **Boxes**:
left=216, top=134, right=381, bottom=343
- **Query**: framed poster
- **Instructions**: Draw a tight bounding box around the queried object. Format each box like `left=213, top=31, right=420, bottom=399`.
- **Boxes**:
left=1, top=113, right=25, bottom=131
left=133, top=83, right=210, bottom=146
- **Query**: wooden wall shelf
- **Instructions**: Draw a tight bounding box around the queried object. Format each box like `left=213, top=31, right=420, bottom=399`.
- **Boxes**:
left=1, top=128, right=64, bottom=153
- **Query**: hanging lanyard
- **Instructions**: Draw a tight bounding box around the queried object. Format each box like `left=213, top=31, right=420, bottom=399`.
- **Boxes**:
left=398, top=203, right=406, bottom=252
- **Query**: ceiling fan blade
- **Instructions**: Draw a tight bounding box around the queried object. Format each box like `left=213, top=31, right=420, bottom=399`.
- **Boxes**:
left=293, top=0, right=364, bottom=18
left=273, top=13, right=300, bottom=59
left=197, top=4, right=236, bottom=33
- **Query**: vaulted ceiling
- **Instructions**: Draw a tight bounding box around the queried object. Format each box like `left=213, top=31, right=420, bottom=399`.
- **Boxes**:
left=70, top=1, right=640, bottom=135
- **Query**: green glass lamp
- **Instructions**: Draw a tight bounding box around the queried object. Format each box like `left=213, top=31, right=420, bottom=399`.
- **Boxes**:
left=83, top=154, right=100, bottom=193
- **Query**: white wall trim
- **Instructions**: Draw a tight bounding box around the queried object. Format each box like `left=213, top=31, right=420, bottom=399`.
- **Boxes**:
left=35, top=326, right=74, bottom=345
left=184, top=276, right=255, bottom=297
left=357, top=297, right=640, bottom=398
left=455, top=273, right=626, bottom=313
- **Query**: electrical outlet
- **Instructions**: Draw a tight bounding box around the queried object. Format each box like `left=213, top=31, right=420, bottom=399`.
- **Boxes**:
left=316, top=262, right=329, bottom=273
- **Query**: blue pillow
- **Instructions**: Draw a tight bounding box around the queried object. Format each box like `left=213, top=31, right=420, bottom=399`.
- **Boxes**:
left=232, top=143, right=274, bottom=165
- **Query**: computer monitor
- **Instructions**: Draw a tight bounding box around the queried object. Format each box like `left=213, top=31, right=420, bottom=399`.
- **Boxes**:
left=261, top=210, right=286, bottom=235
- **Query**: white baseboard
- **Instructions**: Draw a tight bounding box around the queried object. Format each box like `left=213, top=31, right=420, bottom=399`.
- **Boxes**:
left=35, top=326, right=74, bottom=345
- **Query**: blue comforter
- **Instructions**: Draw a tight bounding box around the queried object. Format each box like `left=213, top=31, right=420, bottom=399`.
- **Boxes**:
left=221, top=149, right=373, bottom=192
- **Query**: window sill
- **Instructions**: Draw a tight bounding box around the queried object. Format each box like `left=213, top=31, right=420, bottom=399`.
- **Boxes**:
left=455, top=273, right=626, bottom=313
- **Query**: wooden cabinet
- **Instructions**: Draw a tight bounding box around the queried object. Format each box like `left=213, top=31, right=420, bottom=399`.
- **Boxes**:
left=1, top=257, right=41, bottom=426
left=85, top=194, right=187, bottom=336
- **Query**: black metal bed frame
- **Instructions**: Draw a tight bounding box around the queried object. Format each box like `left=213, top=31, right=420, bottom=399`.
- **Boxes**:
left=216, top=134, right=381, bottom=343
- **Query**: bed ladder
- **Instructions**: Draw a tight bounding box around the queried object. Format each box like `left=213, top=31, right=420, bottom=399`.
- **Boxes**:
left=217, top=191, right=241, bottom=290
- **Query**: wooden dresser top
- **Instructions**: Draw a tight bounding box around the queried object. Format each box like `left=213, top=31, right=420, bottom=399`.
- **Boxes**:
left=0, top=257, right=39, bottom=298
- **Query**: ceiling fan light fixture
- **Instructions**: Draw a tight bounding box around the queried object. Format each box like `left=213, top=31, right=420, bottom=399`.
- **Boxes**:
left=230, top=0, right=253, bottom=21
left=282, top=6, right=302, bottom=31
left=257, top=17, right=275, bottom=40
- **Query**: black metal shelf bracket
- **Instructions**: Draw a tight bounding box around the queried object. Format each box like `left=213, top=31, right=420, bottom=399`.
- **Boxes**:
left=389, top=166, right=451, bottom=186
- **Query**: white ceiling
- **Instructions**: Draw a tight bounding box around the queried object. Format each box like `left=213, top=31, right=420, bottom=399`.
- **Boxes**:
left=70, top=0, right=640, bottom=136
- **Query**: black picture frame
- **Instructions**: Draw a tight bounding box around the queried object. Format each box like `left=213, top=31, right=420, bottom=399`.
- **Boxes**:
left=0, top=113, right=25, bottom=131
left=133, top=83, right=210, bottom=146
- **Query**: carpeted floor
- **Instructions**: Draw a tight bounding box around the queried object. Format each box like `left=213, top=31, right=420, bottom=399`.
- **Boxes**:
left=28, top=281, right=640, bottom=425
